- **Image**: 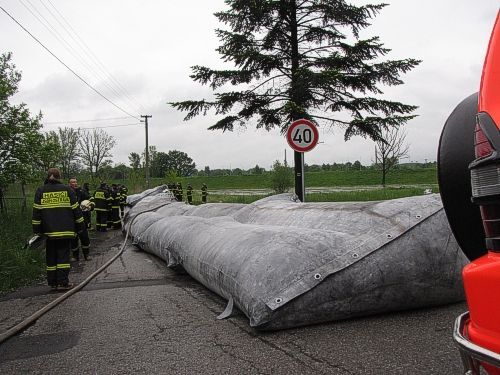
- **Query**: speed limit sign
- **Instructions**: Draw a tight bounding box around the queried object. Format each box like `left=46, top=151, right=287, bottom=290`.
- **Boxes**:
left=286, top=119, right=319, bottom=152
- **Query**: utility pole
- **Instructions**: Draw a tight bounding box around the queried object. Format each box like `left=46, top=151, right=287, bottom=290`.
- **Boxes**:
left=141, top=115, right=152, bottom=188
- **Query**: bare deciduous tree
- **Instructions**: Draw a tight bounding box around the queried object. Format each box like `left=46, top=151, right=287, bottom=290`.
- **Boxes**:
left=374, top=127, right=410, bottom=187
left=78, top=129, right=116, bottom=178
left=58, top=127, right=80, bottom=178
left=36, top=131, right=61, bottom=171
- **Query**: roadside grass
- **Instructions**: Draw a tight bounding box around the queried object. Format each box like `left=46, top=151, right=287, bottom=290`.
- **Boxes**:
left=0, top=208, right=45, bottom=294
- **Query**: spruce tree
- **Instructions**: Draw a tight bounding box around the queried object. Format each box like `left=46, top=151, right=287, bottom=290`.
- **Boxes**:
left=170, top=0, right=420, bottom=141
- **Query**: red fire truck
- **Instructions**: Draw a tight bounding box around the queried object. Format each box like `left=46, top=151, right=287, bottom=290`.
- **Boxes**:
left=439, top=10, right=500, bottom=375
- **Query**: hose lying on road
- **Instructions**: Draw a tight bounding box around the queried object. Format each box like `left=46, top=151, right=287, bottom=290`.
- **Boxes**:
left=0, top=202, right=172, bottom=345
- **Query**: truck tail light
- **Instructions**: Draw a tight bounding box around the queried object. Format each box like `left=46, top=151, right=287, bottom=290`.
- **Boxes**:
left=470, top=113, right=500, bottom=250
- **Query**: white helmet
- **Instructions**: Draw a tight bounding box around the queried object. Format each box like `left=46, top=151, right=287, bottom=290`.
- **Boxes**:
left=80, top=199, right=92, bottom=211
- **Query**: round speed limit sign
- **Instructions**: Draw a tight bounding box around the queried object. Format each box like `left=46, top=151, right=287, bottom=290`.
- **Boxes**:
left=286, top=119, right=319, bottom=152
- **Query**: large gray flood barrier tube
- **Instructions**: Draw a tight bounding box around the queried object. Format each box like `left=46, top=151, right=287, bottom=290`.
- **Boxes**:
left=124, top=192, right=467, bottom=330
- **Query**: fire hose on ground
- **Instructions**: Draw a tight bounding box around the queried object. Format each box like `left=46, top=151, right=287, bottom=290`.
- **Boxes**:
left=0, top=203, right=171, bottom=345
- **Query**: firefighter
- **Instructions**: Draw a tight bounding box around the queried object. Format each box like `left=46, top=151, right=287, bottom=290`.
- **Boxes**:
left=81, top=182, right=92, bottom=229
left=201, top=183, right=208, bottom=204
left=119, top=184, right=128, bottom=217
left=171, top=183, right=178, bottom=201
left=106, top=184, right=114, bottom=229
left=68, top=177, right=92, bottom=261
left=186, top=184, right=193, bottom=204
left=91, top=182, right=111, bottom=232
left=177, top=182, right=183, bottom=202
left=32, top=168, right=84, bottom=291
left=110, top=184, right=121, bottom=229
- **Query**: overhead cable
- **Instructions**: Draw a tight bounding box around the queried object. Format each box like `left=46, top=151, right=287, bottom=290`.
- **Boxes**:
left=42, top=122, right=141, bottom=130
left=77, top=123, right=142, bottom=130
left=0, top=5, right=140, bottom=121
left=19, top=0, right=141, bottom=115
left=43, top=116, right=131, bottom=124
left=45, top=0, right=146, bottom=113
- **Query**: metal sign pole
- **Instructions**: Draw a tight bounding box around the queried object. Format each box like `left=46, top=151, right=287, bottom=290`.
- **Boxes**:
left=294, top=150, right=305, bottom=202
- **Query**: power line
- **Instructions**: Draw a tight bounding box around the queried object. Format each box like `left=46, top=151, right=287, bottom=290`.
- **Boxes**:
left=43, top=116, right=131, bottom=124
left=19, top=0, right=142, bottom=115
left=39, top=0, right=145, bottom=114
left=0, top=5, right=141, bottom=121
left=44, top=0, right=146, bottom=114
left=77, top=123, right=142, bottom=130
left=43, top=123, right=142, bottom=130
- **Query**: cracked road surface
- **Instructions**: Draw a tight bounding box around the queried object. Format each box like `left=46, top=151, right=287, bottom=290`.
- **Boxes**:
left=0, top=230, right=466, bottom=374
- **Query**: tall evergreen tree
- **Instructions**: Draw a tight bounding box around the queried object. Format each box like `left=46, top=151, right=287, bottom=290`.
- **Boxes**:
left=170, top=0, right=420, bottom=142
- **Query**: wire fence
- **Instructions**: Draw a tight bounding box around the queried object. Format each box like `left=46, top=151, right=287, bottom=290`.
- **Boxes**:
left=0, top=197, right=29, bottom=214
left=0, top=184, right=31, bottom=215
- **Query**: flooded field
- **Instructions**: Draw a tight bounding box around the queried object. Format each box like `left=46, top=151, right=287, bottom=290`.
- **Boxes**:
left=209, top=184, right=438, bottom=196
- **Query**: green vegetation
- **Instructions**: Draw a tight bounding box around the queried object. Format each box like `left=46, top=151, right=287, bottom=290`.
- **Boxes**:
left=204, top=186, right=438, bottom=205
left=306, top=186, right=438, bottom=202
left=150, top=167, right=437, bottom=192
left=0, top=208, right=45, bottom=294
left=206, top=194, right=270, bottom=204
left=269, top=161, right=293, bottom=194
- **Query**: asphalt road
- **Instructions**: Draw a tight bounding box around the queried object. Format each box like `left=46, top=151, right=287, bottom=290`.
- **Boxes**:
left=0, top=230, right=467, bottom=374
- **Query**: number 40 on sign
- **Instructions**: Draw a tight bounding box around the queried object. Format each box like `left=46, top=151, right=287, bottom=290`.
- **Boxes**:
left=286, top=119, right=319, bottom=152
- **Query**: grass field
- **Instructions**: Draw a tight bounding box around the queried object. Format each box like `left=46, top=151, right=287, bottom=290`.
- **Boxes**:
left=146, top=167, right=438, bottom=191
left=2, top=167, right=438, bottom=196
left=0, top=208, right=45, bottom=294
left=206, top=186, right=438, bottom=204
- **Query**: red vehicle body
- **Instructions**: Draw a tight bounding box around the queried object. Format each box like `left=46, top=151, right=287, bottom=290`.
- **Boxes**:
left=452, top=10, right=500, bottom=375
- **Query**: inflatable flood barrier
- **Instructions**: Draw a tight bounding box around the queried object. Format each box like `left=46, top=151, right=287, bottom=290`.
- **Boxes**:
left=125, top=191, right=467, bottom=330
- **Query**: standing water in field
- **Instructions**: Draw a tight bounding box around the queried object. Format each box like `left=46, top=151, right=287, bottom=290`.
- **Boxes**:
left=124, top=190, right=466, bottom=330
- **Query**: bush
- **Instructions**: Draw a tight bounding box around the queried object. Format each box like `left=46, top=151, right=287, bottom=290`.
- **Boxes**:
left=0, top=208, right=45, bottom=294
left=270, top=160, right=293, bottom=194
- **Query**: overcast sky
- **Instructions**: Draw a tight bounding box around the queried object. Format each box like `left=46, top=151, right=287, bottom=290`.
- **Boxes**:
left=1, top=1, right=499, bottom=170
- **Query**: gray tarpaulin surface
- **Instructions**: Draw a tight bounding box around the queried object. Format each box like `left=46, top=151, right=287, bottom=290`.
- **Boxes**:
left=125, top=191, right=467, bottom=330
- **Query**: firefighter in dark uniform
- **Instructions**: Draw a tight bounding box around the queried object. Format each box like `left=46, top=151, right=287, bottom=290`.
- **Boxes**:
left=32, top=168, right=84, bottom=290
left=81, top=182, right=92, bottom=229
left=119, top=185, right=128, bottom=217
left=106, top=184, right=114, bottom=228
left=186, top=184, right=193, bottom=204
left=110, top=184, right=121, bottom=229
left=171, top=183, right=178, bottom=201
left=201, top=183, right=208, bottom=204
left=68, top=177, right=92, bottom=261
left=177, top=182, right=183, bottom=202
left=91, top=182, right=111, bottom=232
